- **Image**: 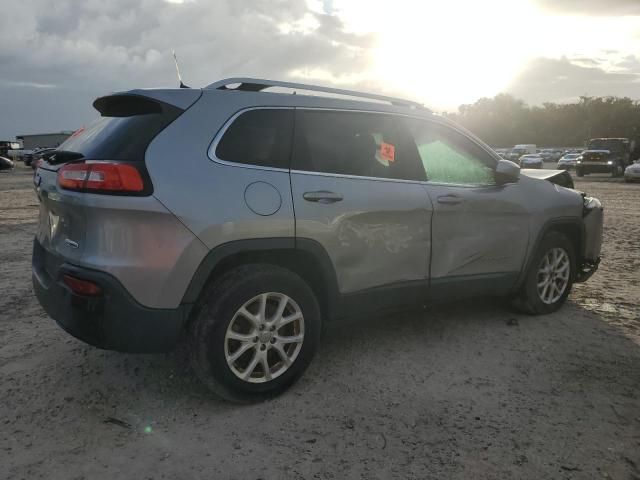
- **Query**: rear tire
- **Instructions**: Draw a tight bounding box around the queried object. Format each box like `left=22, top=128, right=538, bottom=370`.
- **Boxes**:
left=188, top=264, right=321, bottom=403
left=512, top=232, right=575, bottom=315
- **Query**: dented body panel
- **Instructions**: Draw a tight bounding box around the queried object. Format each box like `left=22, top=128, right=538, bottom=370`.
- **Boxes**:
left=290, top=172, right=432, bottom=293
left=424, top=182, right=529, bottom=280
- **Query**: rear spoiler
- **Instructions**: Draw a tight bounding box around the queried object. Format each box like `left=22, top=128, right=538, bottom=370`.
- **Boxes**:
left=93, top=89, right=202, bottom=117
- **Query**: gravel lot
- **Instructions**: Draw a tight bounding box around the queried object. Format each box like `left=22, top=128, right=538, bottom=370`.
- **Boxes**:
left=1, top=163, right=639, bottom=479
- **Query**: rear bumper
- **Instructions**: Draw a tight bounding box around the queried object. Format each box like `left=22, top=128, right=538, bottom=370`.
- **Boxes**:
left=32, top=239, right=186, bottom=353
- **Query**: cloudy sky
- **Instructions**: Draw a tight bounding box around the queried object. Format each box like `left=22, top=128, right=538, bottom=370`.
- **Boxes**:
left=1, top=0, right=639, bottom=139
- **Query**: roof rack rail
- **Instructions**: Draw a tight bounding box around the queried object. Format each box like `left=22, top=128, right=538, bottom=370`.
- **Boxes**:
left=205, top=77, right=427, bottom=110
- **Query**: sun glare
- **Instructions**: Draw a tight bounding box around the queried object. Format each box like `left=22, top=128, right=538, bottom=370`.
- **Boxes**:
left=330, top=0, right=541, bottom=109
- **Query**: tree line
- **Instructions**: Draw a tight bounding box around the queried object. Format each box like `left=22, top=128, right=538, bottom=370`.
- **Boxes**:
left=445, top=94, right=640, bottom=148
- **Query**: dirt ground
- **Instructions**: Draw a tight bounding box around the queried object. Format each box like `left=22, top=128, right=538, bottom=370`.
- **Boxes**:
left=1, top=163, right=639, bottom=480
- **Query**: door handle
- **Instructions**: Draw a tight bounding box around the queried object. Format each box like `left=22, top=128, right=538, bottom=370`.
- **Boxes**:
left=303, top=191, right=344, bottom=204
left=437, top=195, right=463, bottom=205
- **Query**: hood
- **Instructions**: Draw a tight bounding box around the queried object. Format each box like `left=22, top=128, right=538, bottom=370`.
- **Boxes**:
left=521, top=168, right=574, bottom=189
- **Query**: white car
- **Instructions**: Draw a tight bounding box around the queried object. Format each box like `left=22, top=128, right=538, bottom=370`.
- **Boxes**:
left=624, top=161, right=640, bottom=182
left=557, top=153, right=582, bottom=170
left=519, top=154, right=544, bottom=169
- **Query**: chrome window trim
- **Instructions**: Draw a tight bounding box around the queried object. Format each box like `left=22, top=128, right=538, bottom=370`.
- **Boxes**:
left=208, top=106, right=503, bottom=186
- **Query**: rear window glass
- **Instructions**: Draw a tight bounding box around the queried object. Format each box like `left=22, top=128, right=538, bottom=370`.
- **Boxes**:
left=292, top=110, right=425, bottom=181
left=58, top=95, right=182, bottom=161
left=215, top=109, right=293, bottom=169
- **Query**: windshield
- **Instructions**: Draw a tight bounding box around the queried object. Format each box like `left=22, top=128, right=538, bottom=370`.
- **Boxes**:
left=588, top=139, right=627, bottom=152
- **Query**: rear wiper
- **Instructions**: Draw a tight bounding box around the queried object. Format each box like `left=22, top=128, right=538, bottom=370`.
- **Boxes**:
left=43, top=150, right=84, bottom=165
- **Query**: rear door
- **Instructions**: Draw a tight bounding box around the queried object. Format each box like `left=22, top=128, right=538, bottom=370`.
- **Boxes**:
left=290, top=109, right=433, bottom=304
left=404, top=118, right=530, bottom=297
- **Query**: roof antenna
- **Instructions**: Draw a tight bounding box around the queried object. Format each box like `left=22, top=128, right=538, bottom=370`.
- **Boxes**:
left=172, top=50, right=190, bottom=88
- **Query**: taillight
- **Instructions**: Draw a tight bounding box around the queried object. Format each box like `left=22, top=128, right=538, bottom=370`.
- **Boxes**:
left=58, top=161, right=146, bottom=194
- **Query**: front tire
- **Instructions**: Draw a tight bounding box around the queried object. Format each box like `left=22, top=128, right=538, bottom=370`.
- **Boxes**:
left=611, top=162, right=622, bottom=178
left=576, top=168, right=584, bottom=177
left=189, top=264, right=321, bottom=403
left=512, top=232, right=575, bottom=315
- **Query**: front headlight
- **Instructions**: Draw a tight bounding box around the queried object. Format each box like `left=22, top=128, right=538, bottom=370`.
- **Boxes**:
left=607, top=160, right=613, bottom=165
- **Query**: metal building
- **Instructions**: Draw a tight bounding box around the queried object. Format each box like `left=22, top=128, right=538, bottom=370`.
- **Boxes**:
left=17, top=132, right=73, bottom=150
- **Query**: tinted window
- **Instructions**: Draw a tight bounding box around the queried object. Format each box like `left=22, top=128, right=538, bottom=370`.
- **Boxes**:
left=216, top=109, right=293, bottom=169
left=406, top=120, right=496, bottom=185
left=293, top=110, right=425, bottom=181
left=59, top=95, right=183, bottom=161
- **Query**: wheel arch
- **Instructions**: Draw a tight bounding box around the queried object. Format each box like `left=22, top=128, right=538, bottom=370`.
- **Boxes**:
left=181, top=238, right=340, bottom=323
left=515, top=217, right=585, bottom=289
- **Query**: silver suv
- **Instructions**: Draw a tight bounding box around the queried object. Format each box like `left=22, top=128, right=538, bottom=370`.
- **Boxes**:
left=32, top=78, right=603, bottom=401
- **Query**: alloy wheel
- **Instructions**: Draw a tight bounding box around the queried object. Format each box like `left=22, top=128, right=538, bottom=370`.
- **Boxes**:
left=536, top=247, right=570, bottom=304
left=224, top=293, right=305, bottom=383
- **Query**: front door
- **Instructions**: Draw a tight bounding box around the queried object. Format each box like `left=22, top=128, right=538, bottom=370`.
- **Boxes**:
left=404, top=118, right=530, bottom=298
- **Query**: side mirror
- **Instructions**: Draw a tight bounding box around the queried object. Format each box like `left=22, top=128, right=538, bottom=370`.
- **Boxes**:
left=495, top=159, right=520, bottom=184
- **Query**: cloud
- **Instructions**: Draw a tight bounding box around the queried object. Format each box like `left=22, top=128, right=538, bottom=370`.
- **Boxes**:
left=0, top=0, right=375, bottom=138
left=506, top=56, right=640, bottom=105
left=0, top=80, right=57, bottom=89
left=2, top=0, right=639, bottom=139
left=616, top=54, right=640, bottom=72
left=534, top=0, right=640, bottom=16
left=569, top=57, right=602, bottom=67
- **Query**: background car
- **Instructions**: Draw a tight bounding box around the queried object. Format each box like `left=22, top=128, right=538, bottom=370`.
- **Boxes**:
left=557, top=153, right=581, bottom=170
left=0, top=157, right=13, bottom=170
left=28, top=148, right=55, bottom=170
left=0, top=156, right=14, bottom=171
left=624, top=161, right=640, bottom=182
left=519, top=154, right=544, bottom=169
left=24, top=147, right=55, bottom=167
left=576, top=149, right=625, bottom=177
left=551, top=149, right=565, bottom=161
left=539, top=149, right=554, bottom=161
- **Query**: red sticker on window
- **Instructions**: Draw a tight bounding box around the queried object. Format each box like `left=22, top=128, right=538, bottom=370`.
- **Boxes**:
left=380, top=142, right=395, bottom=162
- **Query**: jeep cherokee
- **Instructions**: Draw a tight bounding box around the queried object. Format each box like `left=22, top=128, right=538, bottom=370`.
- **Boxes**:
left=32, top=78, right=603, bottom=402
